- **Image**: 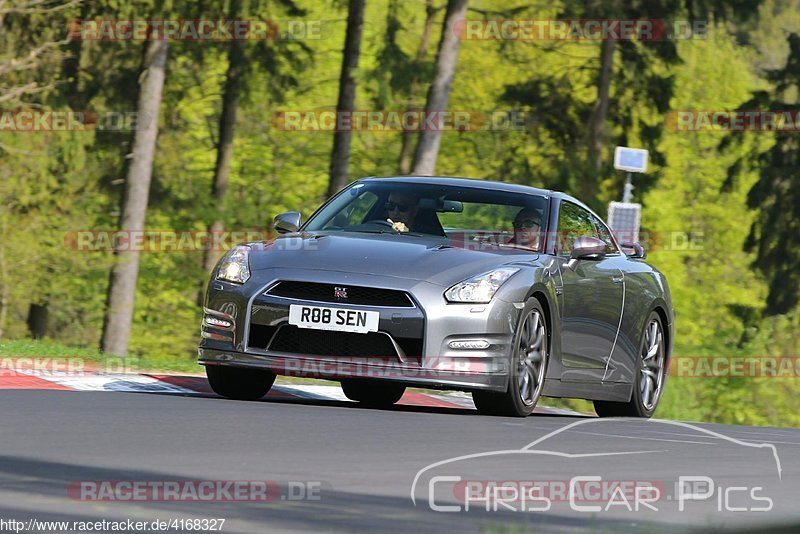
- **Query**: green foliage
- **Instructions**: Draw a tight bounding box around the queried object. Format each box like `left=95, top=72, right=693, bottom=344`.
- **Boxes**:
left=644, top=25, right=766, bottom=350
left=723, top=32, right=800, bottom=316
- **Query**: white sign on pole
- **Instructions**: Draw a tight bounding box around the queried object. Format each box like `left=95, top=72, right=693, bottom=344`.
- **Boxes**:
left=613, top=146, right=649, bottom=173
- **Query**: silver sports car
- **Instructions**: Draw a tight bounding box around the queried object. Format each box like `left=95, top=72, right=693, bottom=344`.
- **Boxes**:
left=199, top=177, right=673, bottom=417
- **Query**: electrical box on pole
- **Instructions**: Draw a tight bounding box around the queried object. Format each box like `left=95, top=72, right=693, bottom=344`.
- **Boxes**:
left=609, top=146, right=648, bottom=243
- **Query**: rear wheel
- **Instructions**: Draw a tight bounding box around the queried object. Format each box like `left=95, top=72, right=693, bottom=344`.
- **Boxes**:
left=341, top=379, right=405, bottom=407
left=594, top=311, right=666, bottom=418
left=472, top=298, right=549, bottom=417
left=205, top=365, right=276, bottom=401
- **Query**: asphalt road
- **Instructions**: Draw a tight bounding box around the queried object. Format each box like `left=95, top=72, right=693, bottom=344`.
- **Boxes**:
left=1, top=389, right=799, bottom=533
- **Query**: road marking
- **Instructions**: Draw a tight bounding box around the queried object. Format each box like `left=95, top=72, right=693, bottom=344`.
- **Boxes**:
left=0, top=372, right=589, bottom=415
left=0, top=372, right=465, bottom=411
left=0, top=374, right=72, bottom=390
left=275, top=384, right=351, bottom=402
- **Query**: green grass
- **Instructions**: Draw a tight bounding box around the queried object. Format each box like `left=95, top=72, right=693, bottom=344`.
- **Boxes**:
left=0, top=338, right=327, bottom=384
left=0, top=338, right=202, bottom=374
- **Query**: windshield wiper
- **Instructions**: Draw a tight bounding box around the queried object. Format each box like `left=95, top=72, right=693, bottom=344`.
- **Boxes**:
left=341, top=228, right=431, bottom=237
left=394, top=231, right=430, bottom=237
left=338, top=228, right=387, bottom=234
left=498, top=243, right=538, bottom=251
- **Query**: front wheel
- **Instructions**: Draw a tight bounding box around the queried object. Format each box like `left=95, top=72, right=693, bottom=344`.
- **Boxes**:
left=206, top=365, right=276, bottom=401
left=594, top=311, right=667, bottom=418
left=472, top=298, right=549, bottom=417
left=340, top=379, right=405, bottom=407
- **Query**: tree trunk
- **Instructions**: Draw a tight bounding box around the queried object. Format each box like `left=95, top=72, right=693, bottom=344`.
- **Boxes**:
left=100, top=38, right=168, bottom=356
left=585, top=38, right=615, bottom=200
left=411, top=0, right=468, bottom=176
left=199, top=0, right=245, bottom=304
left=326, top=0, right=366, bottom=197
left=26, top=304, right=48, bottom=339
left=62, top=1, right=90, bottom=111
left=399, top=0, right=437, bottom=175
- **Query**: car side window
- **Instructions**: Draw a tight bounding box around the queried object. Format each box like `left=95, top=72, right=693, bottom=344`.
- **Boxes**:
left=590, top=214, right=619, bottom=255
left=556, top=201, right=598, bottom=256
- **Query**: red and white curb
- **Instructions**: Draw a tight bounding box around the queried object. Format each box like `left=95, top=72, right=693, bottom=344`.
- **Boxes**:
left=0, top=371, right=584, bottom=415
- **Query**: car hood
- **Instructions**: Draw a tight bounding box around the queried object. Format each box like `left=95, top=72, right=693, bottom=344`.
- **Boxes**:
left=247, top=232, right=538, bottom=286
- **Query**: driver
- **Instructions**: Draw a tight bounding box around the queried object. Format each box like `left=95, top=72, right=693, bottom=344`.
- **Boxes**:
left=509, top=208, right=542, bottom=249
left=385, top=192, right=419, bottom=233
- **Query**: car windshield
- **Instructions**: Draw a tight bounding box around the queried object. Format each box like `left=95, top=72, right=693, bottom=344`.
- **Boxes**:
left=303, top=181, right=549, bottom=252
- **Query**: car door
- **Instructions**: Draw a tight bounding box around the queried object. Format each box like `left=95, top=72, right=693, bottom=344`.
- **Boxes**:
left=591, top=212, right=639, bottom=384
left=555, top=201, right=624, bottom=382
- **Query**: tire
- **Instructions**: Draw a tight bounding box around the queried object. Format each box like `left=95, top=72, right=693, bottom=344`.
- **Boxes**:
left=205, top=365, right=276, bottom=401
left=472, top=297, right=549, bottom=417
left=594, top=311, right=667, bottom=418
left=340, top=379, right=405, bottom=407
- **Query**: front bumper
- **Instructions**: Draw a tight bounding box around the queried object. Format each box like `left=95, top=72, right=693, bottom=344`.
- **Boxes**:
left=199, top=269, right=518, bottom=392
left=199, top=348, right=508, bottom=391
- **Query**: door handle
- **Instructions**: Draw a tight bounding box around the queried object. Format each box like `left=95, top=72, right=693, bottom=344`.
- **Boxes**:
left=612, top=276, right=623, bottom=284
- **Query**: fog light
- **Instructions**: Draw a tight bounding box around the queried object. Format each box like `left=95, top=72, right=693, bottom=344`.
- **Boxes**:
left=448, top=340, right=490, bottom=350
left=205, top=316, right=232, bottom=328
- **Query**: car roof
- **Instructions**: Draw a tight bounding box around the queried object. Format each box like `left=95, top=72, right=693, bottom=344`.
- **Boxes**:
left=358, top=176, right=594, bottom=212
left=359, top=176, right=552, bottom=196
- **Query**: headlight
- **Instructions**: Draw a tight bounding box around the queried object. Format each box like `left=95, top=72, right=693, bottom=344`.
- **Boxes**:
left=216, top=245, right=251, bottom=284
left=444, top=267, right=519, bottom=303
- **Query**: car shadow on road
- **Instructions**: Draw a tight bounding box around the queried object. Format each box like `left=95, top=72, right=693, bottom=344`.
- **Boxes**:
left=112, top=387, right=594, bottom=419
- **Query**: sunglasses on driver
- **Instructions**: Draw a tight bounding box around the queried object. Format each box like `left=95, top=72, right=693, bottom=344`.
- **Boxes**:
left=385, top=201, right=414, bottom=213
left=513, top=219, right=540, bottom=230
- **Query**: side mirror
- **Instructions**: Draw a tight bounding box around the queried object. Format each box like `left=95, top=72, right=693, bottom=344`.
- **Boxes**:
left=620, top=241, right=646, bottom=259
left=567, top=236, right=606, bottom=269
left=274, top=211, right=302, bottom=234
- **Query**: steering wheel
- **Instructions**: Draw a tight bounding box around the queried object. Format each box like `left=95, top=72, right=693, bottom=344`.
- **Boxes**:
left=366, top=219, right=394, bottom=229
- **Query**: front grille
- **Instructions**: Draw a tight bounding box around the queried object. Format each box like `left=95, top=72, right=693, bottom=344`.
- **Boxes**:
left=266, top=281, right=413, bottom=307
left=268, top=325, right=398, bottom=358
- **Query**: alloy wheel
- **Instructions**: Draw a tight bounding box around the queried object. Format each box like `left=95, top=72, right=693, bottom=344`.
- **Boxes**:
left=517, top=308, right=547, bottom=406
left=640, top=318, right=665, bottom=411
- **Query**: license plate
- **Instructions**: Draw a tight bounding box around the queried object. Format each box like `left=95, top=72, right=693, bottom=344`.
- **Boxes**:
left=288, top=304, right=379, bottom=334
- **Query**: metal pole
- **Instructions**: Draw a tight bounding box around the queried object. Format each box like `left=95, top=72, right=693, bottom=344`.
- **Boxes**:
left=622, top=172, right=633, bottom=203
